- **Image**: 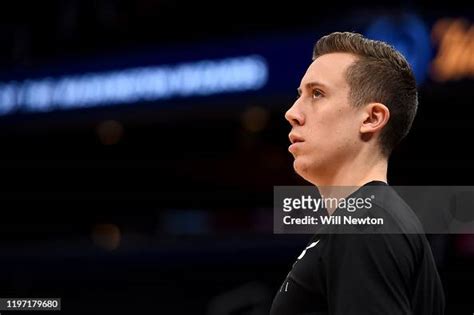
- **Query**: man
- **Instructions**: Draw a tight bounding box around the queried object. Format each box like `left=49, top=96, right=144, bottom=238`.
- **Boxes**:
left=270, top=32, right=445, bottom=314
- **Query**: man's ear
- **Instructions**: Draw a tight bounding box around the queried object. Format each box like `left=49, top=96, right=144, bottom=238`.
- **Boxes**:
left=360, top=102, right=390, bottom=135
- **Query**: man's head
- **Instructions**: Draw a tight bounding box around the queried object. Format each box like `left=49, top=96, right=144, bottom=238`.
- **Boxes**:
left=285, top=32, right=417, bottom=184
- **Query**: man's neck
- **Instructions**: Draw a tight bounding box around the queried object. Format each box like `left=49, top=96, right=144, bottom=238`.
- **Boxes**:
left=315, top=163, right=388, bottom=187
left=312, top=152, right=388, bottom=207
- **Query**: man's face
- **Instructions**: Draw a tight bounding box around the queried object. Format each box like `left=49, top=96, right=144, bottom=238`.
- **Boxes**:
left=285, top=52, right=363, bottom=183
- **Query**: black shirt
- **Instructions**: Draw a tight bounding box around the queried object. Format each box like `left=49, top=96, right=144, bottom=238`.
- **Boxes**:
left=270, top=181, right=445, bottom=315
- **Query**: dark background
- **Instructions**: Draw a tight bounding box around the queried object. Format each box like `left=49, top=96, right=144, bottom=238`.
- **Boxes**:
left=0, top=1, right=473, bottom=314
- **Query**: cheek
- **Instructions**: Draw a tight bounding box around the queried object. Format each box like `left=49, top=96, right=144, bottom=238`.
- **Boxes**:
left=306, top=118, right=358, bottom=154
left=306, top=118, right=339, bottom=146
left=323, top=111, right=358, bottom=139
left=304, top=105, right=359, bottom=147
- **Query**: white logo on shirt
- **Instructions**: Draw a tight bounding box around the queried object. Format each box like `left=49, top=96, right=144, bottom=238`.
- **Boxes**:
left=279, top=240, right=321, bottom=293
left=297, top=240, right=320, bottom=260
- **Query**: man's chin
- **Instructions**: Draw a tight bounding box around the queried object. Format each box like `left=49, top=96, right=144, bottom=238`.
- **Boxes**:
left=293, top=158, right=321, bottom=184
left=293, top=158, right=310, bottom=178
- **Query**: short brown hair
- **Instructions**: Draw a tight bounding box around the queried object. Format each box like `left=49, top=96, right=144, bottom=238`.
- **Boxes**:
left=313, top=32, right=418, bottom=156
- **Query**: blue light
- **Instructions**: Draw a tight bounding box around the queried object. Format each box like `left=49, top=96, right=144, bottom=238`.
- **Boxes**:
left=365, top=13, right=432, bottom=84
left=0, top=55, right=268, bottom=116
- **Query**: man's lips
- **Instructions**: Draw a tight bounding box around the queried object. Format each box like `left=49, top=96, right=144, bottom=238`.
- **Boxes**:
left=289, top=133, right=304, bottom=153
left=289, top=133, right=304, bottom=144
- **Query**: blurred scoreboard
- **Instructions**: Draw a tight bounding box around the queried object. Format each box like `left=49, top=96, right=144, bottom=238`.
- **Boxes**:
left=0, top=13, right=471, bottom=118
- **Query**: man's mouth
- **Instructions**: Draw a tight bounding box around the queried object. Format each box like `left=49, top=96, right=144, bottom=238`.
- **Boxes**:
left=288, top=133, right=304, bottom=153
left=289, top=133, right=304, bottom=144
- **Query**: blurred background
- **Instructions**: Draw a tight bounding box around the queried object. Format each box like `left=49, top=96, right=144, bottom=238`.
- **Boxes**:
left=0, top=0, right=472, bottom=314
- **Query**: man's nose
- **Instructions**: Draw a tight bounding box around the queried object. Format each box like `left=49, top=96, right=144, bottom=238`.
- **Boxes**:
left=285, top=101, right=304, bottom=127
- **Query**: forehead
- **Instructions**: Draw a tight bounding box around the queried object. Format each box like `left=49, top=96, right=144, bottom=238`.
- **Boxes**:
left=301, top=52, right=358, bottom=89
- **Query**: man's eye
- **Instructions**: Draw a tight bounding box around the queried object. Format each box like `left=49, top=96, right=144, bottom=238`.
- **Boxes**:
left=312, top=90, right=323, bottom=99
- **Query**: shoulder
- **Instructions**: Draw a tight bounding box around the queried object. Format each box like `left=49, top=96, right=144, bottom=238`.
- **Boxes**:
left=322, top=184, right=430, bottom=263
left=371, top=185, right=426, bottom=235
left=338, top=183, right=426, bottom=235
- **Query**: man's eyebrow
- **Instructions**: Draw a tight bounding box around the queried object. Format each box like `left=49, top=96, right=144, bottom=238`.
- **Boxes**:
left=297, top=81, right=329, bottom=95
